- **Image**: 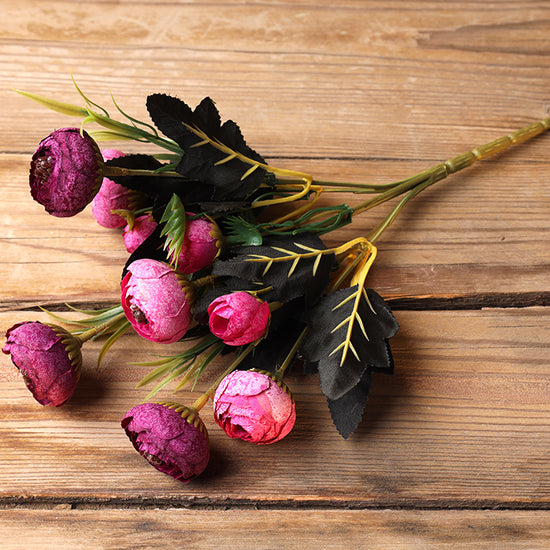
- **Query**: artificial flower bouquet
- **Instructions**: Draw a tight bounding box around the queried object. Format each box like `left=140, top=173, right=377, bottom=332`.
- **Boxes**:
left=3, top=80, right=549, bottom=483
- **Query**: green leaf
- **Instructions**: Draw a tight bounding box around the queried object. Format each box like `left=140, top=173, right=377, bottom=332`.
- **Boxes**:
left=223, top=216, right=263, bottom=246
left=15, top=90, right=88, bottom=118
left=97, top=319, right=131, bottom=368
left=159, top=194, right=187, bottom=267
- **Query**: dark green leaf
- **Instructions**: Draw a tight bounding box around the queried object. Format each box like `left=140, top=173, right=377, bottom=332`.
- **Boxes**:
left=223, top=216, right=263, bottom=246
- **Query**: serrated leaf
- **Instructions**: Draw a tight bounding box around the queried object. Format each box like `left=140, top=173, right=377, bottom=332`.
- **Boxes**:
left=146, top=94, right=268, bottom=200
left=223, top=216, right=263, bottom=246
left=212, top=233, right=335, bottom=306
left=300, top=288, right=398, bottom=401
left=327, top=370, right=372, bottom=439
left=159, top=194, right=187, bottom=267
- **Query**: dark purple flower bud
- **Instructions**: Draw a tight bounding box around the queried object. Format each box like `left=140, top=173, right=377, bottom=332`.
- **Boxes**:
left=122, top=214, right=158, bottom=253
left=2, top=321, right=82, bottom=407
left=121, top=259, right=193, bottom=344
left=213, top=369, right=296, bottom=445
left=208, top=291, right=270, bottom=346
left=121, top=402, right=209, bottom=482
left=29, top=128, right=104, bottom=217
left=92, top=149, right=143, bottom=228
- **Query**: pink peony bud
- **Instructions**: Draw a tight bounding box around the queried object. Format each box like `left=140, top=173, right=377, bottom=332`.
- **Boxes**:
left=171, top=214, right=221, bottom=274
left=208, top=291, right=270, bottom=346
left=29, top=127, right=104, bottom=217
left=92, top=149, right=140, bottom=228
left=121, top=259, right=193, bottom=344
left=213, top=369, right=296, bottom=445
left=2, top=321, right=82, bottom=407
left=122, top=214, right=158, bottom=253
left=121, top=402, right=209, bottom=483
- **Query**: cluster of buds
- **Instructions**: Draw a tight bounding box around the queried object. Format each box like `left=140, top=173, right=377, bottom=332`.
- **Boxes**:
left=4, top=126, right=295, bottom=483
left=8, top=86, right=547, bottom=484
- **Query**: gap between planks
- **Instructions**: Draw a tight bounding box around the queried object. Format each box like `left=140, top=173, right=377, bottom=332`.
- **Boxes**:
left=3, top=291, right=549, bottom=314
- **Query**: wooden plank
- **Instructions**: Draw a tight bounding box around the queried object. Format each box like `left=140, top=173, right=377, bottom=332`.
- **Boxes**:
left=1, top=153, right=548, bottom=306
left=2, top=3, right=549, bottom=304
left=0, top=308, right=548, bottom=505
left=2, top=2, right=550, bottom=158
left=1, top=508, right=550, bottom=550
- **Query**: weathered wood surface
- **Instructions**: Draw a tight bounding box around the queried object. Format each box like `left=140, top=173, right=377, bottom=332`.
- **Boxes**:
left=0, top=307, right=549, bottom=505
left=2, top=509, right=550, bottom=550
left=1, top=1, right=549, bottom=548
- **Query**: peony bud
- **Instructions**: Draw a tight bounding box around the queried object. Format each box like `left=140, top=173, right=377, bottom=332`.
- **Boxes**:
left=121, top=259, right=193, bottom=344
left=171, top=214, right=221, bottom=274
left=122, top=214, right=158, bottom=253
left=92, top=149, right=142, bottom=228
left=2, top=321, right=82, bottom=407
left=121, top=402, right=209, bottom=483
left=213, top=369, right=296, bottom=445
left=29, top=127, right=104, bottom=217
left=208, top=291, right=270, bottom=346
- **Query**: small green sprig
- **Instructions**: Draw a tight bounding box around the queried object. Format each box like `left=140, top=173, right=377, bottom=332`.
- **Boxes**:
left=41, top=304, right=131, bottom=368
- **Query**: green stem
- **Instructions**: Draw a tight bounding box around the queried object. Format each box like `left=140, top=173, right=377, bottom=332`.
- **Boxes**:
left=103, top=166, right=183, bottom=179
left=275, top=326, right=309, bottom=378
left=266, top=115, right=550, bottom=241
left=74, top=312, right=127, bottom=344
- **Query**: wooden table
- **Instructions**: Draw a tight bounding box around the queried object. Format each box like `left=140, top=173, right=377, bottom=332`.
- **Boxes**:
left=1, top=1, right=549, bottom=548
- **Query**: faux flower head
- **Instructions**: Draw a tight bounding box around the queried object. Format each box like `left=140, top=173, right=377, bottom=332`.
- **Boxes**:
left=122, top=214, right=158, bottom=253
left=92, top=149, right=143, bottom=228
left=171, top=214, right=221, bottom=274
left=213, top=369, right=296, bottom=444
left=208, top=291, right=270, bottom=346
left=29, top=127, right=104, bottom=217
left=121, top=402, right=209, bottom=483
left=2, top=321, right=82, bottom=407
left=121, top=258, right=193, bottom=344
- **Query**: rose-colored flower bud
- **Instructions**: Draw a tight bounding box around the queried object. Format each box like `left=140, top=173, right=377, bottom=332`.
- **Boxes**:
left=92, top=149, right=139, bottom=228
left=171, top=214, right=221, bottom=274
left=208, top=291, right=270, bottom=346
left=121, top=402, right=209, bottom=483
left=29, top=127, right=104, bottom=217
left=122, top=214, right=158, bottom=253
left=213, top=369, right=296, bottom=445
left=121, top=259, right=193, bottom=344
left=2, top=321, right=82, bottom=407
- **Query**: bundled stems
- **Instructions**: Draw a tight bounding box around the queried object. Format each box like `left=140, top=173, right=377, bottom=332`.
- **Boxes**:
left=266, top=115, right=550, bottom=241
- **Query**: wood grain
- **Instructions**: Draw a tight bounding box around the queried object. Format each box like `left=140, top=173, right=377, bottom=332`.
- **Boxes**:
left=1, top=308, right=548, bottom=505
left=1, top=509, right=550, bottom=550
left=1, top=1, right=549, bottom=546
left=1, top=153, right=548, bottom=306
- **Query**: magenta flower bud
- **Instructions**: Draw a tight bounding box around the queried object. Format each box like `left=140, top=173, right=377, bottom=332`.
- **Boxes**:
left=92, top=149, right=139, bottom=228
left=213, top=369, right=296, bottom=445
left=2, top=321, right=82, bottom=407
left=121, top=402, right=209, bottom=483
left=29, top=127, right=104, bottom=217
left=208, top=291, right=270, bottom=346
left=171, top=214, right=221, bottom=274
left=122, top=214, right=158, bottom=253
left=121, top=259, right=193, bottom=344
